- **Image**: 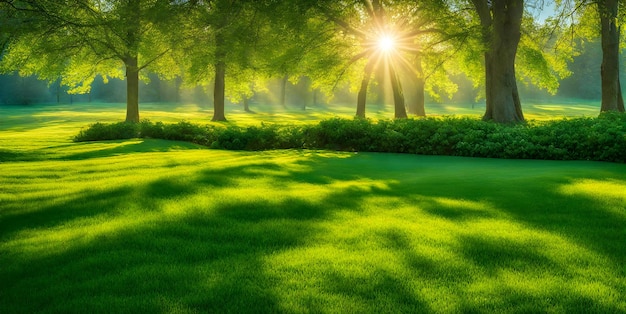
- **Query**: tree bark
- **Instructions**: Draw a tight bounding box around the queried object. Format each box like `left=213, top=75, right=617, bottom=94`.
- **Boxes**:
left=212, top=32, right=227, bottom=121
left=414, top=80, right=426, bottom=117
left=356, top=59, right=375, bottom=118
left=56, top=80, right=61, bottom=104
left=212, top=60, right=226, bottom=121
left=124, top=0, right=141, bottom=123
left=243, top=96, right=254, bottom=113
left=473, top=0, right=525, bottom=123
left=618, top=76, right=625, bottom=111
left=599, top=0, right=625, bottom=112
left=389, top=63, right=408, bottom=119
left=125, top=55, right=140, bottom=123
left=280, top=74, right=288, bottom=108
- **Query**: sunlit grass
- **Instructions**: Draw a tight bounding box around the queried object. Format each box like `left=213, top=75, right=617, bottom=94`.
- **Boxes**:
left=1, top=101, right=624, bottom=312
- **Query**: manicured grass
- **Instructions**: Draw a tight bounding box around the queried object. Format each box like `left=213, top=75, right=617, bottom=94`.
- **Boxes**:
left=1, top=102, right=624, bottom=313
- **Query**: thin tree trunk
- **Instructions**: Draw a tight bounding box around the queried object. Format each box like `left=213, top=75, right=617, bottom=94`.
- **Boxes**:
left=599, top=0, right=625, bottom=112
left=56, top=80, right=60, bottom=103
left=481, top=0, right=524, bottom=123
left=212, top=32, right=227, bottom=121
left=280, top=74, right=288, bottom=108
left=389, top=63, right=408, bottom=119
left=356, top=59, right=375, bottom=118
left=125, top=55, right=140, bottom=123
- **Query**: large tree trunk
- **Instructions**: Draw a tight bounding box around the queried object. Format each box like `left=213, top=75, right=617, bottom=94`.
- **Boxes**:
left=212, top=33, right=227, bottom=121
left=473, top=0, right=524, bottom=123
left=125, top=55, right=140, bottom=123
left=356, top=59, right=375, bottom=118
left=389, top=63, right=408, bottom=119
left=243, top=96, right=254, bottom=113
left=618, top=77, right=625, bottom=111
left=599, top=0, right=625, bottom=112
left=212, top=60, right=226, bottom=121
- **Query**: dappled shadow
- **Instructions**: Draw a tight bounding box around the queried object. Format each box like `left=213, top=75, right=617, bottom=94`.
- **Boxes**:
left=1, top=185, right=330, bottom=312
left=415, top=196, right=497, bottom=222
left=459, top=235, right=562, bottom=274
left=0, top=187, right=132, bottom=239
left=322, top=268, right=432, bottom=313
left=214, top=198, right=328, bottom=222
left=0, top=149, right=43, bottom=162
left=61, top=139, right=204, bottom=160
left=2, top=151, right=625, bottom=312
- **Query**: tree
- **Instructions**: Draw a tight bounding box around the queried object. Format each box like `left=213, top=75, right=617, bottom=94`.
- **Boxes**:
left=0, top=0, right=180, bottom=122
left=314, top=0, right=410, bottom=119
left=597, top=0, right=625, bottom=112
left=312, top=0, right=472, bottom=119
left=468, top=0, right=525, bottom=123
left=180, top=0, right=271, bottom=121
left=552, top=0, right=625, bottom=113
left=250, top=1, right=348, bottom=111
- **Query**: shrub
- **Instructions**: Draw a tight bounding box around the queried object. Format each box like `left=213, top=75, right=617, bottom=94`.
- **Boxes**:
left=74, top=113, right=626, bottom=163
left=74, top=122, right=138, bottom=142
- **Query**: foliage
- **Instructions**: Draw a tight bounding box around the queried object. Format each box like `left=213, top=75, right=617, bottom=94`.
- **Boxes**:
left=0, top=0, right=180, bottom=92
left=74, top=113, right=626, bottom=163
left=74, top=122, right=139, bottom=142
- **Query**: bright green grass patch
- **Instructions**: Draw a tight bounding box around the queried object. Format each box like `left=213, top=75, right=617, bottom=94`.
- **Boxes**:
left=1, top=101, right=624, bottom=313
left=2, top=147, right=625, bottom=313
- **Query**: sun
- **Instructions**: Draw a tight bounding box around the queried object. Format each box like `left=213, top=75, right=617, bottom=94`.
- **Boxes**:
left=378, top=34, right=396, bottom=53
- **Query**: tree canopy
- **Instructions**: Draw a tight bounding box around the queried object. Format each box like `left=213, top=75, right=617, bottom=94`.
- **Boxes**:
left=1, top=0, right=624, bottom=122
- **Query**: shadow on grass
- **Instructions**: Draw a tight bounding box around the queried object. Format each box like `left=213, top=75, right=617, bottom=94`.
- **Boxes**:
left=60, top=139, right=205, bottom=160
left=1, top=151, right=625, bottom=312
left=0, top=187, right=132, bottom=238
left=0, top=149, right=44, bottom=162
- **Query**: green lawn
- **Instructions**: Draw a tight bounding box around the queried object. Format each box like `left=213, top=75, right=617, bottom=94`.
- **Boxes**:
left=1, top=102, right=625, bottom=313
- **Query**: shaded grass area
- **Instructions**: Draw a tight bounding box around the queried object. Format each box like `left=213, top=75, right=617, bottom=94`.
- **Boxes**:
left=1, top=101, right=625, bottom=312
left=1, top=146, right=625, bottom=313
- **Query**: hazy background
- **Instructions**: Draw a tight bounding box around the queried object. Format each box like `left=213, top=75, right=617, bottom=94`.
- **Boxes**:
left=0, top=40, right=619, bottom=109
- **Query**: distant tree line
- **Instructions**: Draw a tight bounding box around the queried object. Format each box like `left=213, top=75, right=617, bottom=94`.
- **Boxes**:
left=0, top=73, right=175, bottom=104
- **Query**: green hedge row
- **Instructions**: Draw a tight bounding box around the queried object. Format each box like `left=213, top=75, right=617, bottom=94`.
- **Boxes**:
left=74, top=113, right=626, bottom=162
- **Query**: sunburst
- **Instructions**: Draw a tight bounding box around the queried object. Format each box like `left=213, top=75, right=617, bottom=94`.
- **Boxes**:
left=377, top=34, right=396, bottom=53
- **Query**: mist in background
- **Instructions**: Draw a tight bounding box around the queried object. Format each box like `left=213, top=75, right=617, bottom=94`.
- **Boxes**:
left=0, top=40, right=620, bottom=109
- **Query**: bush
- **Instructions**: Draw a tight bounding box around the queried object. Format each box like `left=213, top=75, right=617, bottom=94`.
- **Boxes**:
left=74, top=113, right=626, bottom=163
left=74, top=122, right=138, bottom=142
